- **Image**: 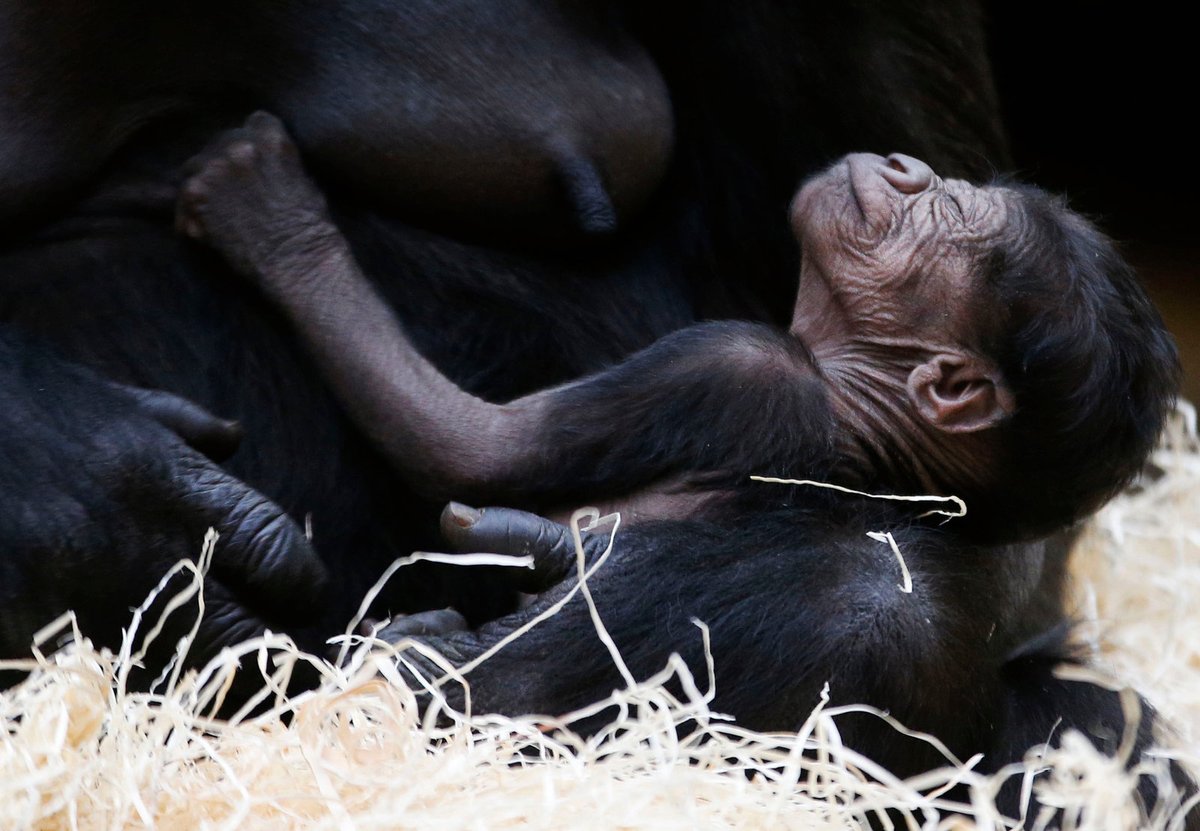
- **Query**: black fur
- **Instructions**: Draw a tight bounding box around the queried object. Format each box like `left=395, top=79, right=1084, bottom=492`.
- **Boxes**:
left=0, top=1, right=1190, bottom=825
left=409, top=500, right=1195, bottom=824
left=978, top=185, right=1182, bottom=538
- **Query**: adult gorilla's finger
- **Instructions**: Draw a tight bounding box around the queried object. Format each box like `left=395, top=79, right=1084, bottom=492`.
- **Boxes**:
left=125, top=386, right=244, bottom=462
left=439, top=503, right=580, bottom=592
left=174, top=460, right=329, bottom=617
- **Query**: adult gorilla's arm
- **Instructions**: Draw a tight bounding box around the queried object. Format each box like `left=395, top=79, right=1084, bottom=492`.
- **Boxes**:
left=0, top=328, right=329, bottom=686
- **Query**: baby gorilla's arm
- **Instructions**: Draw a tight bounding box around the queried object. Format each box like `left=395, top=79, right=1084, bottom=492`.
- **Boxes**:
left=177, top=113, right=829, bottom=506
left=177, top=114, right=546, bottom=498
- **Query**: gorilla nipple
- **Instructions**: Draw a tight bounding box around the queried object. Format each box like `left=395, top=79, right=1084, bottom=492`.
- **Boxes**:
left=555, top=150, right=619, bottom=236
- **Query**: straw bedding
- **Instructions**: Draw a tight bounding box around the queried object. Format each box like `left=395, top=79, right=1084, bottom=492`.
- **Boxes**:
left=3, top=408, right=1199, bottom=830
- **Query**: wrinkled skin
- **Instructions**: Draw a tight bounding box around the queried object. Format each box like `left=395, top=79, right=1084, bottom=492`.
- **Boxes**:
left=0, top=335, right=328, bottom=694
left=790, top=153, right=1012, bottom=344
left=786, top=153, right=1021, bottom=500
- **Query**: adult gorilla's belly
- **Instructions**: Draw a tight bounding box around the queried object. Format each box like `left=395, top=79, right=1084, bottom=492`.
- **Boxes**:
left=0, top=0, right=673, bottom=244
left=272, top=2, right=675, bottom=242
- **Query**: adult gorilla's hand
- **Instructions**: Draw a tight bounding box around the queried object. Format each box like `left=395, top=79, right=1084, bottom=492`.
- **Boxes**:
left=0, top=333, right=328, bottom=681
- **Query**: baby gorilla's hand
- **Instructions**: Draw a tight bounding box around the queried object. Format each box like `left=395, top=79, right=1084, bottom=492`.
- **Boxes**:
left=370, top=608, right=469, bottom=641
left=176, top=111, right=337, bottom=278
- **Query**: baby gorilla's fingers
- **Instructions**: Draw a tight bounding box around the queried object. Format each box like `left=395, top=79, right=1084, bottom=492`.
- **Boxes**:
left=439, top=503, right=583, bottom=593
left=244, top=111, right=301, bottom=159
left=175, top=110, right=333, bottom=278
left=175, top=148, right=242, bottom=242
left=174, top=176, right=211, bottom=239
left=176, top=127, right=261, bottom=232
left=179, top=112, right=291, bottom=176
left=374, top=608, right=468, bottom=642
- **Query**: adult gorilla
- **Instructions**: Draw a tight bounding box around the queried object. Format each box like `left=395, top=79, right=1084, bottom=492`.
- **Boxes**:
left=2, top=1, right=1184, bottom=821
left=0, top=0, right=1006, bottom=654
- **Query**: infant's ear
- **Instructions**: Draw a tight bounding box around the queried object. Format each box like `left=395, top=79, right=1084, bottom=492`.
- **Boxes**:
left=907, top=353, right=1014, bottom=434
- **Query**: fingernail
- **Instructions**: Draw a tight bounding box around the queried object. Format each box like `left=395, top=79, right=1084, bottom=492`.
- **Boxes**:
left=446, top=502, right=481, bottom=528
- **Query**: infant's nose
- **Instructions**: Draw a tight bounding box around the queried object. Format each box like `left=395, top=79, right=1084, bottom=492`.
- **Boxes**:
left=880, top=153, right=935, bottom=194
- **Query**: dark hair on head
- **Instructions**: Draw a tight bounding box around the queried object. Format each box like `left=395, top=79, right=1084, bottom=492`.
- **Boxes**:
left=970, top=184, right=1179, bottom=541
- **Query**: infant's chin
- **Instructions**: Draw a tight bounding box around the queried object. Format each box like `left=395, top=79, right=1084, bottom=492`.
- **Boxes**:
left=789, top=161, right=853, bottom=240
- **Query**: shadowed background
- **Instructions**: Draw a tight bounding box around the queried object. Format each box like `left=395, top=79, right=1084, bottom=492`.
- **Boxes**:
left=987, top=3, right=1198, bottom=401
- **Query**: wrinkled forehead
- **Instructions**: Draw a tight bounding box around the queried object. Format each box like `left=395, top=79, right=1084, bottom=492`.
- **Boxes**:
left=927, top=182, right=1021, bottom=276
left=940, top=184, right=1050, bottom=327
left=885, top=184, right=1026, bottom=334
left=939, top=178, right=1018, bottom=244
left=982, top=182, right=1085, bottom=255
left=874, top=179, right=1019, bottom=283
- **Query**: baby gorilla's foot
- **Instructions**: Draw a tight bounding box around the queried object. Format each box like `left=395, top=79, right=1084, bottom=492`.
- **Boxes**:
left=176, top=111, right=338, bottom=278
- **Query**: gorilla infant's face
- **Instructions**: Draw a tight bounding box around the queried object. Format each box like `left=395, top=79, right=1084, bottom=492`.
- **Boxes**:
left=789, top=153, right=1011, bottom=347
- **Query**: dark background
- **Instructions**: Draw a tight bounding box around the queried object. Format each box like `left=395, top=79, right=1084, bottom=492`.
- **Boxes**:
left=986, top=3, right=1199, bottom=400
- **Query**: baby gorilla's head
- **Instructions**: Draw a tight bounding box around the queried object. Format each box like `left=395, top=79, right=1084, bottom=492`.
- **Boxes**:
left=975, top=186, right=1178, bottom=537
left=790, top=153, right=1178, bottom=540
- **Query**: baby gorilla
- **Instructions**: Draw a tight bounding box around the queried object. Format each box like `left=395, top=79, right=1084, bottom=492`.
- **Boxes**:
left=177, top=112, right=1178, bottom=544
